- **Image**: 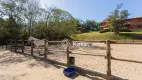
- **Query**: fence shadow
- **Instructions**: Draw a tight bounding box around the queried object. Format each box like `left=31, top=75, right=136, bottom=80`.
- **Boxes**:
left=80, top=73, right=104, bottom=80
left=12, top=50, right=106, bottom=80
left=68, top=72, right=104, bottom=80
left=70, top=52, right=106, bottom=58
left=0, top=52, right=31, bottom=66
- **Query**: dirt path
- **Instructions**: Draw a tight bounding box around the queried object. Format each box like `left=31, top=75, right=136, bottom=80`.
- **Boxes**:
left=1, top=43, right=142, bottom=80
left=0, top=50, right=104, bottom=80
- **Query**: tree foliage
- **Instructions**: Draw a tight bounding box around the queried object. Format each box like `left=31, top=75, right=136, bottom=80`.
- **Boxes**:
left=84, top=20, right=100, bottom=31
left=76, top=19, right=100, bottom=32
left=107, top=4, right=130, bottom=35
left=33, top=7, right=77, bottom=40
left=0, top=0, right=78, bottom=41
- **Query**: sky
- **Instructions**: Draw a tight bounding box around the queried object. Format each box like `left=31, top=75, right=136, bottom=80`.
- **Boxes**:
left=40, top=0, right=142, bottom=22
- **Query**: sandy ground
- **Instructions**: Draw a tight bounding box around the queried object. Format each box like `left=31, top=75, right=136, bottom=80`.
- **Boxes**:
left=1, top=43, right=142, bottom=80
left=46, top=43, right=142, bottom=80
left=70, top=43, right=142, bottom=80
left=0, top=49, right=104, bottom=80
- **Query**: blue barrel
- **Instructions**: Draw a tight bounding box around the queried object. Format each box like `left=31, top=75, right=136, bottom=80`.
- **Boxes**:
left=63, top=68, right=76, bottom=76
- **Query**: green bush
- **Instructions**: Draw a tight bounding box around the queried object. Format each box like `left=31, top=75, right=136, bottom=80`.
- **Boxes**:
left=119, top=29, right=132, bottom=32
left=99, top=28, right=109, bottom=33
left=131, top=28, right=142, bottom=32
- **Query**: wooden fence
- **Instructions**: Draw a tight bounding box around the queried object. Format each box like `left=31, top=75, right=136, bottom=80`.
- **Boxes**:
left=5, top=39, right=138, bottom=80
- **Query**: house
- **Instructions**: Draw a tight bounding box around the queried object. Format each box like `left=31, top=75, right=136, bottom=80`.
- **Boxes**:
left=100, top=17, right=142, bottom=30
left=100, top=19, right=109, bottom=29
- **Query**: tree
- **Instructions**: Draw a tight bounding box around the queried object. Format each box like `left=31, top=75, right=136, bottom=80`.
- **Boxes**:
left=120, top=10, right=130, bottom=19
left=76, top=19, right=86, bottom=32
left=33, top=7, right=78, bottom=40
left=76, top=19, right=100, bottom=32
left=48, top=7, right=77, bottom=39
left=0, top=18, right=6, bottom=38
left=0, top=0, right=78, bottom=40
left=84, top=20, right=100, bottom=31
left=0, top=0, right=26, bottom=39
left=24, top=0, right=40, bottom=36
left=107, top=4, right=130, bottom=35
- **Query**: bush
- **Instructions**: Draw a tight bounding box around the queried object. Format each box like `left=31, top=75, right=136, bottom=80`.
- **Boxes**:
left=119, top=29, right=132, bottom=32
left=99, top=28, right=109, bottom=33
left=99, top=30, right=105, bottom=33
left=131, top=28, right=142, bottom=32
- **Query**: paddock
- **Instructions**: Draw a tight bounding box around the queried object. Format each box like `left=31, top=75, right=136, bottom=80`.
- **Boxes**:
left=0, top=50, right=105, bottom=80
left=2, top=39, right=142, bottom=80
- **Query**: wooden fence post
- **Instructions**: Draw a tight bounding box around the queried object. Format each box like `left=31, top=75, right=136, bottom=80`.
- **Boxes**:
left=15, top=39, right=17, bottom=52
left=6, top=39, right=7, bottom=49
left=66, top=45, right=70, bottom=66
left=31, top=40, right=33, bottom=56
left=44, top=39, right=48, bottom=59
left=106, top=40, right=111, bottom=76
left=1, top=39, right=3, bottom=49
left=22, top=40, right=24, bottom=53
left=10, top=40, right=12, bottom=51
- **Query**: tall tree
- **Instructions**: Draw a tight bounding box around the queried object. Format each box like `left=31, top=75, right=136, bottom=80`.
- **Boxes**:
left=0, top=0, right=78, bottom=40
left=33, top=7, right=78, bottom=40
left=107, top=4, right=130, bottom=35
left=24, top=0, right=40, bottom=36
left=0, top=0, right=26, bottom=39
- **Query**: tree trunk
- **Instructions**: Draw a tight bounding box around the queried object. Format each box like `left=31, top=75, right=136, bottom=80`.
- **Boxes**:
left=113, top=25, right=119, bottom=35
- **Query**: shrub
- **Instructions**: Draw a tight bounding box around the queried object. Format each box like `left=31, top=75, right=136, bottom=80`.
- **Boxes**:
left=99, top=28, right=109, bottom=33
left=131, top=28, right=142, bottom=32
left=119, top=29, right=132, bottom=32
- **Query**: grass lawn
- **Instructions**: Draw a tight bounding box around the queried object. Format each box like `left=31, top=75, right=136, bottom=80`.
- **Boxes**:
left=71, top=32, right=142, bottom=40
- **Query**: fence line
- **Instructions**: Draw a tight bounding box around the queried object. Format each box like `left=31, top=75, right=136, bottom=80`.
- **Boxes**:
left=5, top=39, right=142, bottom=44
left=5, top=39, right=129, bottom=80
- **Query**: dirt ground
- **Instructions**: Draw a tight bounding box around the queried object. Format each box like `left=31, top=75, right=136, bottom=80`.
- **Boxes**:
left=47, top=43, right=142, bottom=80
left=70, top=43, right=142, bottom=80
left=0, top=49, right=104, bottom=80
left=1, top=43, right=142, bottom=80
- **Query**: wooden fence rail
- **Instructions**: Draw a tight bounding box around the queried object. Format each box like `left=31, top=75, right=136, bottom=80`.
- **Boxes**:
left=6, top=39, right=133, bottom=80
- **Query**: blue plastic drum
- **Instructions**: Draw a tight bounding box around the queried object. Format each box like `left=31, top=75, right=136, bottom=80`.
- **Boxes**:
left=63, top=68, right=76, bottom=76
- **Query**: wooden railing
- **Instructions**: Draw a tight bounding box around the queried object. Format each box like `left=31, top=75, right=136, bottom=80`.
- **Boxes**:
left=6, top=39, right=138, bottom=80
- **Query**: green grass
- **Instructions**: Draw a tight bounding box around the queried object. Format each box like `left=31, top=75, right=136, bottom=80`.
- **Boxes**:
left=71, top=32, right=142, bottom=40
